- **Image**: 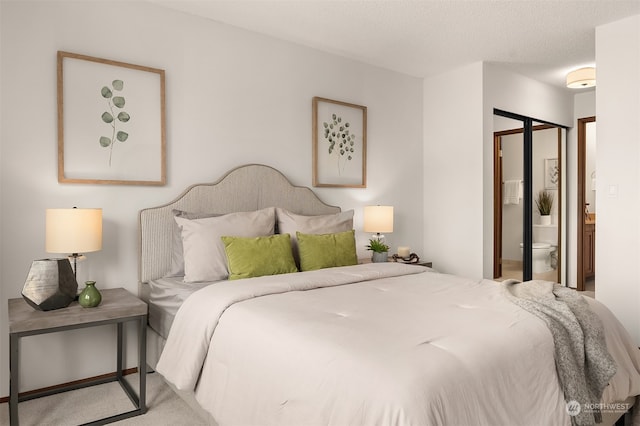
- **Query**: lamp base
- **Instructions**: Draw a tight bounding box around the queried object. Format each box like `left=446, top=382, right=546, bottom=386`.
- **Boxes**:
left=22, top=258, right=78, bottom=311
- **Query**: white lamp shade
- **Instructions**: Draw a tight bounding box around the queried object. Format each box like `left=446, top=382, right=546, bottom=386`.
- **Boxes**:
left=363, top=205, right=394, bottom=233
left=566, top=67, right=596, bottom=89
left=46, top=208, right=103, bottom=254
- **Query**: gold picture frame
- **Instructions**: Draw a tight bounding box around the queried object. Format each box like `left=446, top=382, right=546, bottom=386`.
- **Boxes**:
left=57, top=51, right=166, bottom=185
left=312, top=97, right=367, bottom=188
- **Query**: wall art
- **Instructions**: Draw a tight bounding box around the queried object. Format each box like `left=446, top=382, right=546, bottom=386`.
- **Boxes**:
left=545, top=158, right=559, bottom=190
left=312, top=97, right=366, bottom=188
left=57, top=51, right=166, bottom=185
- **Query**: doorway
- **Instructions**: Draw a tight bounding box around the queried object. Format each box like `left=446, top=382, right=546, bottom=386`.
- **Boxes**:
left=577, top=116, right=596, bottom=292
left=493, top=109, right=566, bottom=284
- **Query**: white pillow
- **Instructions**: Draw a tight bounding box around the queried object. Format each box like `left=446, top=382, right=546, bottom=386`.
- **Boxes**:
left=275, top=208, right=354, bottom=263
left=168, top=209, right=221, bottom=277
left=176, top=207, right=276, bottom=282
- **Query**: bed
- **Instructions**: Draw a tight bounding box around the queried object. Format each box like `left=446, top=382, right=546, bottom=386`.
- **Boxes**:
left=139, top=164, right=640, bottom=426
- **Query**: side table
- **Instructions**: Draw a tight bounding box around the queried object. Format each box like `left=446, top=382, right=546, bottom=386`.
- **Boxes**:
left=8, top=288, right=148, bottom=426
left=359, top=257, right=432, bottom=268
left=408, top=261, right=433, bottom=268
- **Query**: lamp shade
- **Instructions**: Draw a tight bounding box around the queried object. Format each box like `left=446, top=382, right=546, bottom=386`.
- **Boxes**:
left=566, top=67, right=596, bottom=89
left=363, top=205, right=394, bottom=233
left=46, top=208, right=102, bottom=254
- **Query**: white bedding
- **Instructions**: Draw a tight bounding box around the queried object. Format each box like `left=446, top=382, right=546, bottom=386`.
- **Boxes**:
left=147, top=276, right=214, bottom=339
left=156, top=263, right=640, bottom=426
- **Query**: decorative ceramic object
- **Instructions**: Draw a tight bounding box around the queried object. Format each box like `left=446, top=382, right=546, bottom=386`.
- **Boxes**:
left=78, top=281, right=102, bottom=308
left=372, top=251, right=389, bottom=263
left=366, top=238, right=390, bottom=263
left=22, top=258, right=77, bottom=311
left=540, top=215, right=551, bottom=226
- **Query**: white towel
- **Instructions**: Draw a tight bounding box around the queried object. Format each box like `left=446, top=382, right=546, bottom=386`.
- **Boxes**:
left=504, top=180, right=523, bottom=205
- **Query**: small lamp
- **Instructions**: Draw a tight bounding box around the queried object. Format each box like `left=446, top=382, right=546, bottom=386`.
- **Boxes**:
left=22, top=207, right=102, bottom=311
left=363, top=205, right=394, bottom=241
left=45, top=207, right=103, bottom=279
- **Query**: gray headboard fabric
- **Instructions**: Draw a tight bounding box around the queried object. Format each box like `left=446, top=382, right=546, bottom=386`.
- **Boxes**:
left=138, top=164, right=340, bottom=297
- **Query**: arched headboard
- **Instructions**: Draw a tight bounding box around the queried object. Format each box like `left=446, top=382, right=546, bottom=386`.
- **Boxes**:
left=138, top=164, right=340, bottom=294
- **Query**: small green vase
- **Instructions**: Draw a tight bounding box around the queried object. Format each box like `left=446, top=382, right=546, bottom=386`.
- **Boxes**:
left=78, top=281, right=102, bottom=308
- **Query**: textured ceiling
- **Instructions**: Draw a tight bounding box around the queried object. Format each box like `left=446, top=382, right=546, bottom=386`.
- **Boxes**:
left=151, top=0, right=640, bottom=90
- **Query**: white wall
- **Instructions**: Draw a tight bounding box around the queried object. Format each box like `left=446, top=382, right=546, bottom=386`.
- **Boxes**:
left=595, top=15, right=640, bottom=343
left=0, top=1, right=424, bottom=396
left=533, top=128, right=561, bottom=222
left=482, top=63, right=573, bottom=280
left=574, top=91, right=597, bottom=119
left=423, top=62, right=573, bottom=280
left=501, top=132, right=524, bottom=261
left=0, top=0, right=4, bottom=402
left=423, top=62, right=484, bottom=278
left=585, top=122, right=597, bottom=212
left=565, top=90, right=596, bottom=288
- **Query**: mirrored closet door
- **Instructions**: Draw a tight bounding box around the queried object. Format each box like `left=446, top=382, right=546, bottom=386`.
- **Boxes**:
left=493, top=109, right=566, bottom=284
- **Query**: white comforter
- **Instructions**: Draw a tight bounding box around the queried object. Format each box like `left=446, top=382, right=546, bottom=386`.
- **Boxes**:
left=156, top=263, right=640, bottom=426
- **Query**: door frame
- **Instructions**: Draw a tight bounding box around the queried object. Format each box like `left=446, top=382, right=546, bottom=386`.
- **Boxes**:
left=577, top=116, right=596, bottom=291
left=493, top=133, right=503, bottom=278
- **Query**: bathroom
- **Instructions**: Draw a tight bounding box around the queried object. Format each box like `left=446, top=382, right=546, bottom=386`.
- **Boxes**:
left=496, top=123, right=562, bottom=283
left=579, top=117, right=596, bottom=292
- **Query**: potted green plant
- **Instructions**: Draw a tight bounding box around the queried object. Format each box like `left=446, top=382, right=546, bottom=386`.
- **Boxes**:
left=366, top=238, right=390, bottom=263
left=535, top=190, right=554, bottom=225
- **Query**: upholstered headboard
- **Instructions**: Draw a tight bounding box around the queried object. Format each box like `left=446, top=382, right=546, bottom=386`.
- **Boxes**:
left=138, top=164, right=340, bottom=296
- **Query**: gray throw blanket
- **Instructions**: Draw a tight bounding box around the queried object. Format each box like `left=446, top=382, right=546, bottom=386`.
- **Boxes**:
left=502, top=280, right=616, bottom=426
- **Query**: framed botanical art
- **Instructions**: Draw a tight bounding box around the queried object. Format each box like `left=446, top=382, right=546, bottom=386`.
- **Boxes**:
left=312, top=97, right=367, bottom=188
left=544, top=158, right=559, bottom=190
left=57, top=51, right=166, bottom=185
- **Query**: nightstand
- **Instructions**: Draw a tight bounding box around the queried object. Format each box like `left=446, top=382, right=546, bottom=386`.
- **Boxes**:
left=8, top=288, right=147, bottom=426
left=359, top=258, right=432, bottom=268
left=409, top=261, right=433, bottom=268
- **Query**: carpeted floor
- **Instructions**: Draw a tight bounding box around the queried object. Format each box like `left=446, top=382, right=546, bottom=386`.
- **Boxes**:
left=0, top=372, right=206, bottom=425
left=1, top=367, right=629, bottom=426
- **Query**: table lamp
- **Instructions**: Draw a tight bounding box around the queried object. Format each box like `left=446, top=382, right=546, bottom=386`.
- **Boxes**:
left=45, top=207, right=103, bottom=278
left=22, top=207, right=102, bottom=311
left=363, top=205, right=393, bottom=241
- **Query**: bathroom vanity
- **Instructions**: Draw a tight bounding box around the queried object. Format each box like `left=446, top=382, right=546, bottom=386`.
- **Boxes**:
left=584, top=214, right=596, bottom=280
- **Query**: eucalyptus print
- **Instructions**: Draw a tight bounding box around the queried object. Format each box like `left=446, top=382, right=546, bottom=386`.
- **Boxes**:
left=322, top=113, right=355, bottom=175
left=99, top=80, right=130, bottom=166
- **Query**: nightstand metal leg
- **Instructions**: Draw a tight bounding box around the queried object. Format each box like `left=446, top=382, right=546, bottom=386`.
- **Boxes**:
left=9, top=333, right=19, bottom=426
left=116, top=322, right=123, bottom=380
left=139, top=316, right=147, bottom=413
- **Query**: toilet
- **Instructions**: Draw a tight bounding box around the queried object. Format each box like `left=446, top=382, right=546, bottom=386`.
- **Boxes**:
left=519, top=242, right=552, bottom=273
left=520, top=224, right=558, bottom=274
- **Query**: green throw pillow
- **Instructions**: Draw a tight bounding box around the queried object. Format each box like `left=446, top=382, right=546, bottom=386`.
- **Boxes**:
left=296, top=230, right=358, bottom=272
left=221, top=234, right=298, bottom=280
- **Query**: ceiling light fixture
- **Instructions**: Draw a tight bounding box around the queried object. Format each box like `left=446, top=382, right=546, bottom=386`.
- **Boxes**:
left=566, top=67, right=596, bottom=89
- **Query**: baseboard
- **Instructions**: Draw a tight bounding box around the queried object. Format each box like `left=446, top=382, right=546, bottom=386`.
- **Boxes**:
left=0, top=367, right=138, bottom=403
